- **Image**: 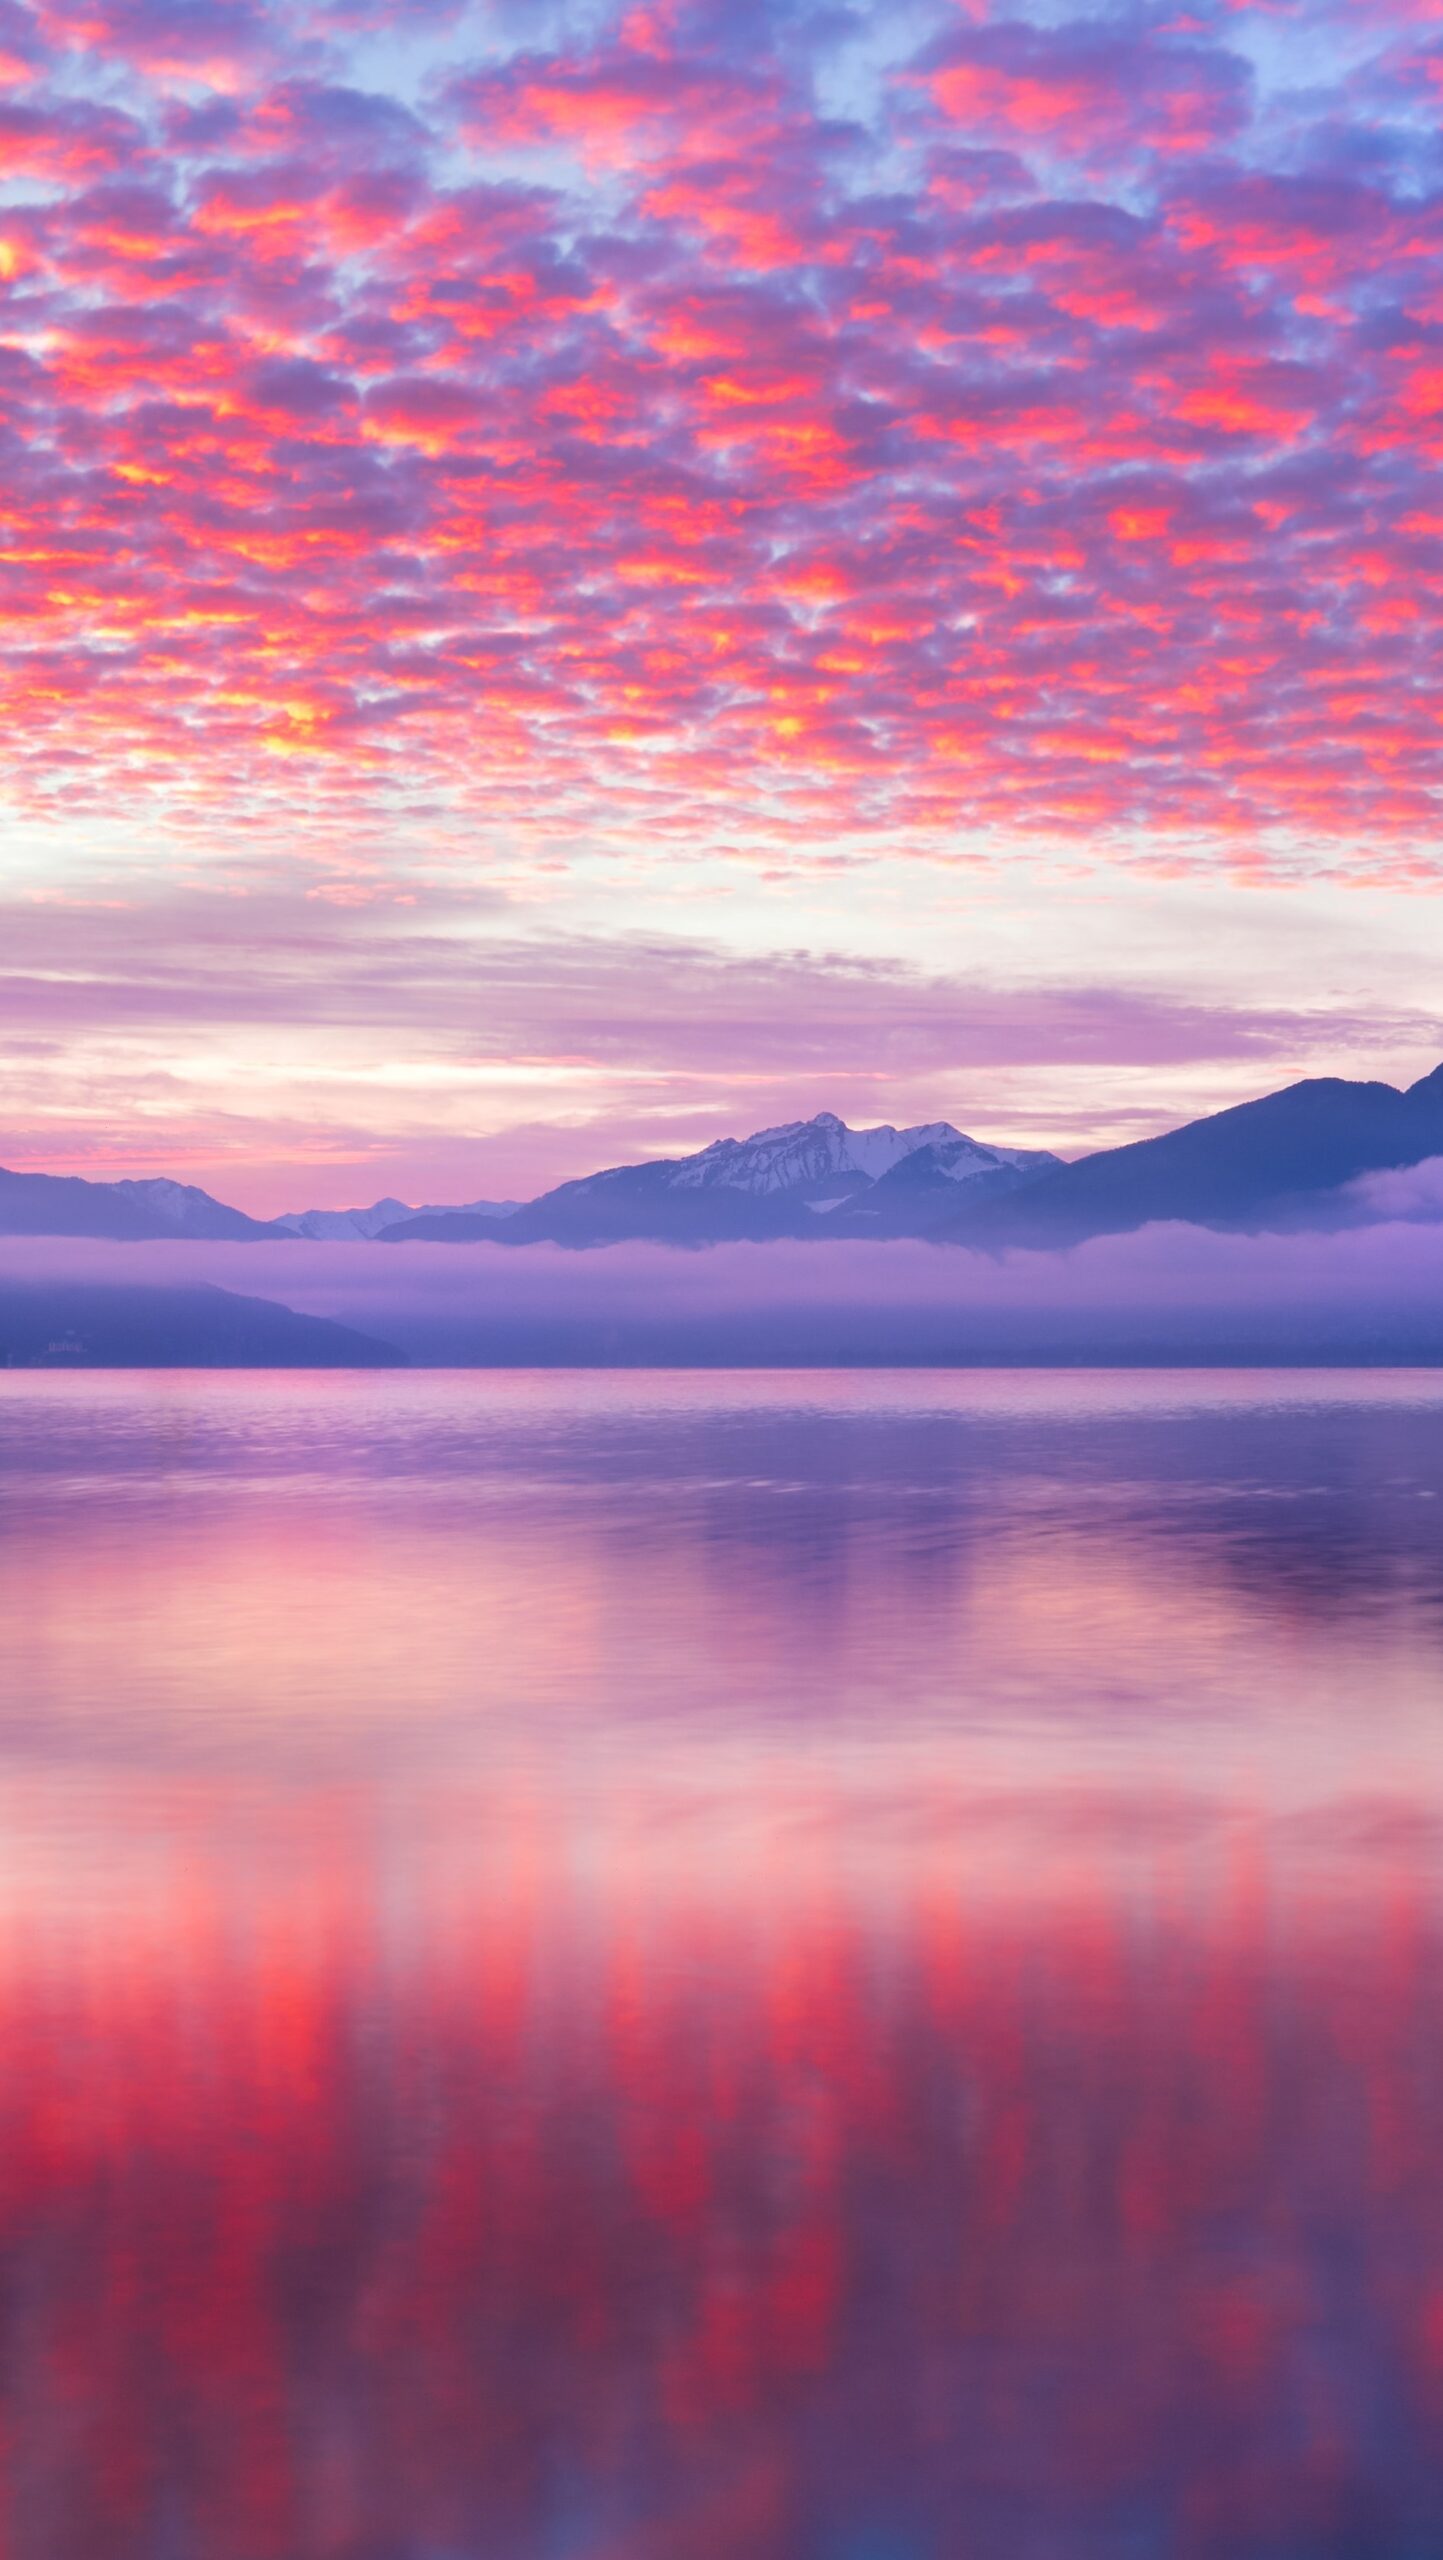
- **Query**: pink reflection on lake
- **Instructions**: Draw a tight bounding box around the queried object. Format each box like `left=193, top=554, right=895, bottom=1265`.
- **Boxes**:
left=2, top=1372, right=1443, bottom=2557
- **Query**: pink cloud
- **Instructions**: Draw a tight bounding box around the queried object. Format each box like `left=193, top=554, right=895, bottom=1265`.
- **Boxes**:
left=916, top=21, right=1252, bottom=162
left=0, top=0, right=1434, bottom=870
left=3, top=882, right=1439, bottom=1205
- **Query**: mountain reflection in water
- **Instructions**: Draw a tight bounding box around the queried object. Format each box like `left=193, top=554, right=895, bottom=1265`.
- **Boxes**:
left=2, top=1371, right=1443, bottom=2560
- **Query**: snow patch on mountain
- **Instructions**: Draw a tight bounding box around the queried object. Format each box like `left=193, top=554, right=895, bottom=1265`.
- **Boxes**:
left=897, top=1135, right=1060, bottom=1186
left=656, top=1113, right=1050, bottom=1198
left=660, top=1113, right=954, bottom=1196
left=277, top=1198, right=416, bottom=1241
left=107, top=1177, right=277, bottom=1239
left=277, top=1197, right=519, bottom=1240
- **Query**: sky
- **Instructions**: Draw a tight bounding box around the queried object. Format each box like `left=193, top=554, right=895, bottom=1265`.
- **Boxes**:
left=4, top=0, right=1443, bottom=1209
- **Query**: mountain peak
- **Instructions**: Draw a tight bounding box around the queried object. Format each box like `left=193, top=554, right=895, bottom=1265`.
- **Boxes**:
left=109, top=1176, right=278, bottom=1239
left=664, top=1112, right=968, bottom=1197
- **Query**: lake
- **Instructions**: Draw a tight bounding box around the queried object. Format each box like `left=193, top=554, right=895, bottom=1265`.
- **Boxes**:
left=3, top=1369, right=1443, bottom=2558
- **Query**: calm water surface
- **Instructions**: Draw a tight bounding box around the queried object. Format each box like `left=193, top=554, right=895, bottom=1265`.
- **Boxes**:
left=4, top=1369, right=1443, bottom=2559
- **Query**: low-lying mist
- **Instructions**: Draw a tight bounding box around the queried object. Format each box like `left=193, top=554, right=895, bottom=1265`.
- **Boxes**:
left=3, top=1221, right=1443, bottom=1363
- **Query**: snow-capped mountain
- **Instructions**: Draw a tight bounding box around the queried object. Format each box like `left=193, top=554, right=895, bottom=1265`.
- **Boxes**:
left=277, top=1198, right=418, bottom=1241
left=817, top=1133, right=1064, bottom=1230
left=0, top=1118, right=1055, bottom=1247
left=429, top=1196, right=519, bottom=1221
left=927, top=1134, right=1058, bottom=1184
left=443, top=1112, right=1065, bottom=1247
left=573, top=1113, right=1053, bottom=1204
left=665, top=1113, right=960, bottom=1198
left=97, top=1177, right=284, bottom=1241
left=277, top=1197, right=518, bottom=1240
left=20, top=1067, right=1443, bottom=1255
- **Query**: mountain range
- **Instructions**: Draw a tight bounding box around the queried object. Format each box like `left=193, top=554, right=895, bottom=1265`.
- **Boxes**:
left=6, top=1064, right=1443, bottom=1249
left=380, top=1114, right=1058, bottom=1244
left=277, top=1195, right=519, bottom=1241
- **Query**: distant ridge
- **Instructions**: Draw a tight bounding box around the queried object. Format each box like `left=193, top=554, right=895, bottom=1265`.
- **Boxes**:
left=6, top=1066, right=1443, bottom=1248
left=0, top=1167, right=284, bottom=1243
left=107, top=1176, right=288, bottom=1241
left=381, top=1114, right=1058, bottom=1246
left=276, top=1197, right=519, bottom=1241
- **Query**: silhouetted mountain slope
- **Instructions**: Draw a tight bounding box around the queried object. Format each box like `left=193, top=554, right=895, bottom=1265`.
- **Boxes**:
left=0, top=1168, right=283, bottom=1241
left=943, top=1067, right=1443, bottom=1248
left=0, top=1282, right=401, bottom=1367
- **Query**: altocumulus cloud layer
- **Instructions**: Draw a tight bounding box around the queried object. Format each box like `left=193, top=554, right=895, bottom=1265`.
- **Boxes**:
left=4, top=0, right=1443, bottom=867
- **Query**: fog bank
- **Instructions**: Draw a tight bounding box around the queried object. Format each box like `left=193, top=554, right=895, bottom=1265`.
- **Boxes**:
left=1, top=1224, right=1442, bottom=1364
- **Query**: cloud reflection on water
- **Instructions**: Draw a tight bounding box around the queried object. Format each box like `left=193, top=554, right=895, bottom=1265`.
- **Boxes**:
left=1, top=1375, right=1442, bottom=2555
